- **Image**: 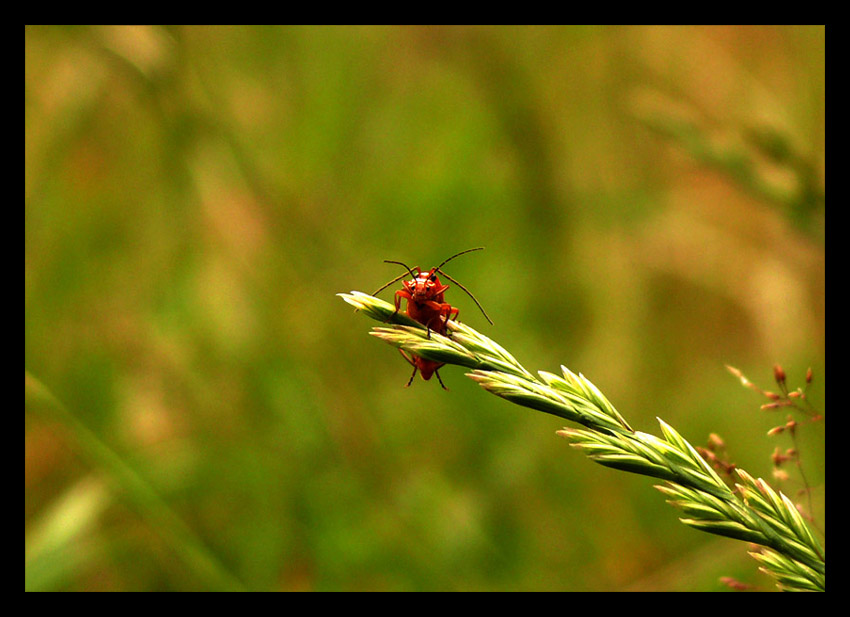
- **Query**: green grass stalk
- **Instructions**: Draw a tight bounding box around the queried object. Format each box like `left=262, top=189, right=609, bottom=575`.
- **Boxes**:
left=340, top=291, right=825, bottom=591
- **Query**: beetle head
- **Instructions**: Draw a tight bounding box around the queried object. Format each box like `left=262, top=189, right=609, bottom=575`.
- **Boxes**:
left=408, top=268, right=447, bottom=301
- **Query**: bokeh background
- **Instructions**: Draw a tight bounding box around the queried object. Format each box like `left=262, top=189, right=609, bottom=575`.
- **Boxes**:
left=25, top=25, right=825, bottom=591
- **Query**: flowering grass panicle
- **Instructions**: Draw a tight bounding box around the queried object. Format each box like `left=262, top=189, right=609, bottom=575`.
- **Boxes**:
left=340, top=291, right=825, bottom=591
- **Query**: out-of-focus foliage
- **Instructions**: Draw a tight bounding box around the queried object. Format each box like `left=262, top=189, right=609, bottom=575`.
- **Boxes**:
left=25, top=25, right=824, bottom=591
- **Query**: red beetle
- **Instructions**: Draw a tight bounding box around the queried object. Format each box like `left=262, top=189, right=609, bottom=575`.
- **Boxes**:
left=372, top=247, right=493, bottom=389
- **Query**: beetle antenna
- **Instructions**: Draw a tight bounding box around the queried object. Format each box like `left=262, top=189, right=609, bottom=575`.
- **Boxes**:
left=433, top=248, right=492, bottom=325
left=434, top=247, right=484, bottom=272
left=438, top=271, right=494, bottom=325
left=371, top=260, right=417, bottom=297
left=383, top=260, right=417, bottom=279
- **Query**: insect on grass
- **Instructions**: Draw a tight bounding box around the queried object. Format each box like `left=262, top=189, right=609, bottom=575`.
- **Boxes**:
left=371, top=247, right=493, bottom=389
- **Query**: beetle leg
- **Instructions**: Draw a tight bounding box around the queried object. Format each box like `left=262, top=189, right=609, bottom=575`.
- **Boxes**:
left=399, top=349, right=418, bottom=387
left=390, top=289, right=411, bottom=322
left=399, top=348, right=415, bottom=367
left=434, top=369, right=448, bottom=391
left=435, top=304, right=458, bottom=333
left=424, top=315, right=444, bottom=339
left=443, top=305, right=456, bottom=331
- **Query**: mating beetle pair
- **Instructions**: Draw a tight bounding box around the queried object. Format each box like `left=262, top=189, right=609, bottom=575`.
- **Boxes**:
left=372, top=247, right=492, bottom=390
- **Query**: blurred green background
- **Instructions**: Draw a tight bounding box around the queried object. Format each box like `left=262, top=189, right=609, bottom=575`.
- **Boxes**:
left=25, top=25, right=824, bottom=591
